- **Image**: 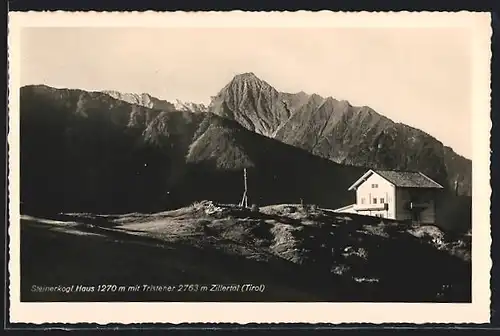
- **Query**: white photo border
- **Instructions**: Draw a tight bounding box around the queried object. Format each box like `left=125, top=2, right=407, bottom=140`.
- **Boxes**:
left=7, top=11, right=492, bottom=324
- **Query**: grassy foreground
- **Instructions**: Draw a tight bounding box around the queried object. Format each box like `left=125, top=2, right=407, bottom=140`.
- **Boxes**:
left=21, top=201, right=471, bottom=302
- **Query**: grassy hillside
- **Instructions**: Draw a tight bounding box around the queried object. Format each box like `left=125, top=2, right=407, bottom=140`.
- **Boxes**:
left=21, top=202, right=471, bottom=302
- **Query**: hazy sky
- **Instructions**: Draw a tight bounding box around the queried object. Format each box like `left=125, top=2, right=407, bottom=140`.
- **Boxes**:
left=20, top=27, right=472, bottom=158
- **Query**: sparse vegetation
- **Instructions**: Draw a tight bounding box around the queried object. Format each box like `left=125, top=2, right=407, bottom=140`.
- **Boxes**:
left=21, top=201, right=471, bottom=303
left=331, top=264, right=350, bottom=276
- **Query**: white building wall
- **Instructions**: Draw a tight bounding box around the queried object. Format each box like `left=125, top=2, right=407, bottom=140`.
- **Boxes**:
left=348, top=171, right=440, bottom=224
left=355, top=173, right=396, bottom=219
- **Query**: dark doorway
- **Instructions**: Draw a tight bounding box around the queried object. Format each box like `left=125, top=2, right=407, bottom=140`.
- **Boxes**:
left=411, top=210, right=421, bottom=223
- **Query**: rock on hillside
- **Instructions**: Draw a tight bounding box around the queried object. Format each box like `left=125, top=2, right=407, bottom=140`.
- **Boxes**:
left=208, top=73, right=472, bottom=196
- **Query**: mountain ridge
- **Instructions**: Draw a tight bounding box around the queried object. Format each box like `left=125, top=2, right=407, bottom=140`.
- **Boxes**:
left=24, top=75, right=472, bottom=197
left=207, top=73, right=471, bottom=196
left=41, top=74, right=470, bottom=161
left=19, top=84, right=364, bottom=212
left=19, top=84, right=472, bottom=232
left=102, top=89, right=208, bottom=113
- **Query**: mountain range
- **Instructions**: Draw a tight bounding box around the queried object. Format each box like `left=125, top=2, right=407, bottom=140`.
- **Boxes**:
left=209, top=73, right=472, bottom=195
left=105, top=72, right=471, bottom=195
left=103, top=90, right=209, bottom=114
left=19, top=73, right=472, bottom=232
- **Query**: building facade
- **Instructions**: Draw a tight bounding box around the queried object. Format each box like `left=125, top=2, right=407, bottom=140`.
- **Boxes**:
left=335, top=169, right=444, bottom=224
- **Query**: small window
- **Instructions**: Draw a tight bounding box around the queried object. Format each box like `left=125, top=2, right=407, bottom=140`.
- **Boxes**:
left=380, top=198, right=385, bottom=203
left=371, top=184, right=378, bottom=188
left=373, top=198, right=377, bottom=204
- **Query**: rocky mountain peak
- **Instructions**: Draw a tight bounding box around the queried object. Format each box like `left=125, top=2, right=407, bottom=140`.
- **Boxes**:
left=173, top=99, right=209, bottom=113
left=207, top=74, right=472, bottom=195
left=233, top=72, right=259, bottom=80
left=102, top=90, right=210, bottom=113
left=228, top=72, right=274, bottom=93
left=102, top=90, right=162, bottom=109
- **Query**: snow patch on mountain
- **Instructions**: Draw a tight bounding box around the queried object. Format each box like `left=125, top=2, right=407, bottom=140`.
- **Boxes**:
left=173, top=99, right=208, bottom=113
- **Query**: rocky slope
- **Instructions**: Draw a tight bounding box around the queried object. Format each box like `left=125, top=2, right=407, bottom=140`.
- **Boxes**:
left=208, top=73, right=472, bottom=196
left=208, top=72, right=294, bottom=137
left=100, top=74, right=471, bottom=196
left=21, top=203, right=471, bottom=302
left=172, top=99, right=208, bottom=113
left=102, top=90, right=176, bottom=111
left=102, top=90, right=208, bottom=113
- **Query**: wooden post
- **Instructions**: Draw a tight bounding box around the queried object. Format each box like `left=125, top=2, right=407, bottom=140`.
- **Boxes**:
left=240, top=168, right=248, bottom=208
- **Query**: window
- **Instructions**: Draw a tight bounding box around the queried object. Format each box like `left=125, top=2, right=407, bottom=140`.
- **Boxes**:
left=380, top=198, right=385, bottom=204
left=373, top=198, right=377, bottom=204
left=361, top=198, right=365, bottom=204
left=371, top=184, right=378, bottom=188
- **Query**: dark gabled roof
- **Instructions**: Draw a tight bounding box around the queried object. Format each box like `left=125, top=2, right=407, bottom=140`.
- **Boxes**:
left=348, top=169, right=444, bottom=190
left=374, top=170, right=444, bottom=189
